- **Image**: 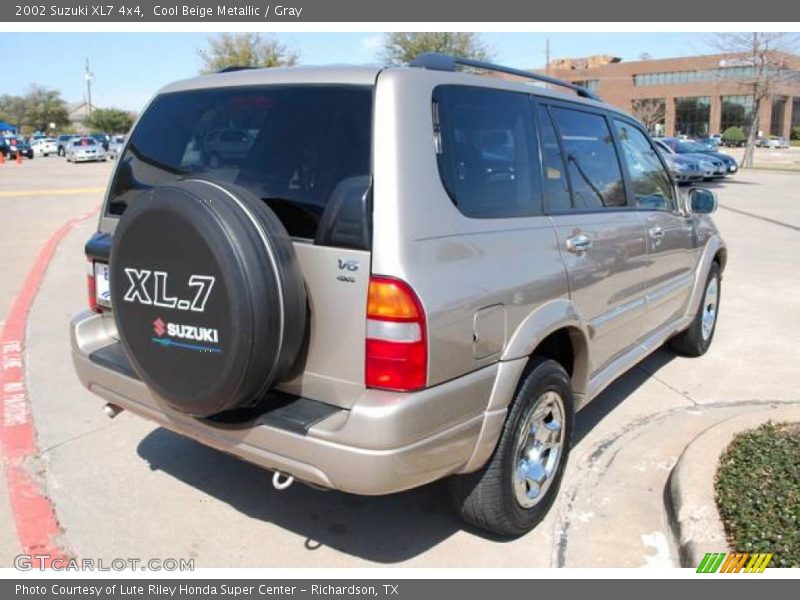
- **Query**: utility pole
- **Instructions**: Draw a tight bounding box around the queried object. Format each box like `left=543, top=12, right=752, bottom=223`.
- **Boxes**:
left=84, top=58, right=94, bottom=116
left=545, top=37, right=551, bottom=76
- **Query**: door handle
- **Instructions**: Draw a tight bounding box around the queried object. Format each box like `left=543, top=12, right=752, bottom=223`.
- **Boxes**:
left=649, top=226, right=664, bottom=239
left=566, top=234, right=593, bottom=253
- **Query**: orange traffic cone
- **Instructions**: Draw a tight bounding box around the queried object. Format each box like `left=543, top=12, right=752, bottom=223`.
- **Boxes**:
left=15, top=151, right=22, bottom=165
left=0, top=152, right=5, bottom=165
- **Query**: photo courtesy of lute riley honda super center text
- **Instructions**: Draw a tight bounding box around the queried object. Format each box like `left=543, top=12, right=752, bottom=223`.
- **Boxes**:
left=15, top=584, right=383, bottom=597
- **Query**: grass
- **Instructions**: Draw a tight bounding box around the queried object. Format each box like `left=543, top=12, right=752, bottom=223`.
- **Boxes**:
left=792, top=140, right=800, bottom=148
left=715, top=422, right=800, bottom=567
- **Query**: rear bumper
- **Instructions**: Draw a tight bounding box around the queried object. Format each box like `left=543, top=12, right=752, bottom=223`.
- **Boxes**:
left=71, top=311, right=509, bottom=495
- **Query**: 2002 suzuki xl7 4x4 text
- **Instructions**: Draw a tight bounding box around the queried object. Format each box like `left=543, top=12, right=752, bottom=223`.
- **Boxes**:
left=72, top=54, right=726, bottom=536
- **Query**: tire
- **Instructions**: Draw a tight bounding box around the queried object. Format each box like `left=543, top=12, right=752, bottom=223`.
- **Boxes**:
left=448, top=358, right=575, bottom=537
left=669, top=262, right=721, bottom=357
left=110, top=179, right=307, bottom=417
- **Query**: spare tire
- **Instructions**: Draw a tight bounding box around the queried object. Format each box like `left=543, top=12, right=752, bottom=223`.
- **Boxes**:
left=110, top=179, right=307, bottom=417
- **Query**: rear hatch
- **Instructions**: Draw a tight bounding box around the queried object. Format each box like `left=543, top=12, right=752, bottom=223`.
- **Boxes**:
left=89, top=81, right=375, bottom=409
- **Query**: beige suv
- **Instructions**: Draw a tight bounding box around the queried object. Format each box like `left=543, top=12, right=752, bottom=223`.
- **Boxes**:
left=71, top=54, right=726, bottom=536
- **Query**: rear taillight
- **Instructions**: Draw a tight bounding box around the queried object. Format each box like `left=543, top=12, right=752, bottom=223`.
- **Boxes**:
left=365, top=276, right=427, bottom=391
left=86, top=260, right=100, bottom=313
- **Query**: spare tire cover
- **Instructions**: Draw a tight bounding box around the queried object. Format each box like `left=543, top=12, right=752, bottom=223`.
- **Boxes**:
left=110, top=179, right=307, bottom=417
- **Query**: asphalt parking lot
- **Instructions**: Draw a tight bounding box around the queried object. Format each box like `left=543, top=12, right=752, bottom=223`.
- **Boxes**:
left=1, top=155, right=799, bottom=568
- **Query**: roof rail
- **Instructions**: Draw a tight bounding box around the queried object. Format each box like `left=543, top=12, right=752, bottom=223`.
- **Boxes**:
left=408, top=52, right=602, bottom=101
left=217, top=66, right=255, bottom=74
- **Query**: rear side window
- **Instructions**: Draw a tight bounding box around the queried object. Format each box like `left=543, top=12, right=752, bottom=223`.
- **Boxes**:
left=551, top=107, right=627, bottom=209
left=536, top=106, right=572, bottom=213
left=107, top=85, right=373, bottom=245
left=434, top=86, right=542, bottom=218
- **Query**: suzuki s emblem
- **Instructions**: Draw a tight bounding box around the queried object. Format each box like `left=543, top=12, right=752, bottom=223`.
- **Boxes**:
left=338, top=259, right=359, bottom=272
left=153, top=317, right=166, bottom=336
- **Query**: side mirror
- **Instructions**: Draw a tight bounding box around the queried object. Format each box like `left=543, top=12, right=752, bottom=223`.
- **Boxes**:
left=688, top=187, right=717, bottom=214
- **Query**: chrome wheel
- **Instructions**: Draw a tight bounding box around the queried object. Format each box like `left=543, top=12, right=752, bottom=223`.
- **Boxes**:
left=701, top=276, right=719, bottom=341
left=513, top=390, right=565, bottom=508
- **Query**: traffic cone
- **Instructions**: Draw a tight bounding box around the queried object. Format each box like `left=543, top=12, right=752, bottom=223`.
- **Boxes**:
left=0, top=152, right=5, bottom=165
left=15, top=151, right=22, bottom=165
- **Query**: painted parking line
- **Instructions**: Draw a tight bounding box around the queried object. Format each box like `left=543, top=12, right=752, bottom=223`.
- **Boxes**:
left=0, top=207, right=98, bottom=565
left=0, top=188, right=105, bottom=199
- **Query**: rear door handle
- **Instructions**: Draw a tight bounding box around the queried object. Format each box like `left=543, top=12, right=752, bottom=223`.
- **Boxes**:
left=565, top=234, right=593, bottom=253
left=649, top=226, right=664, bottom=239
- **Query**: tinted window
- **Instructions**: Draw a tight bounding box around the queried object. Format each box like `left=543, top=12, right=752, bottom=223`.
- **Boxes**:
left=552, top=107, right=626, bottom=209
left=434, top=86, right=541, bottom=218
left=536, top=106, right=572, bottom=212
left=614, top=120, right=676, bottom=211
left=108, top=86, right=373, bottom=242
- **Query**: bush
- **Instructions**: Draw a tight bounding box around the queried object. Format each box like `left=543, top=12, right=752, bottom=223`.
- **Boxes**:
left=715, top=422, right=800, bottom=567
left=792, top=127, right=800, bottom=141
left=722, top=126, right=746, bottom=143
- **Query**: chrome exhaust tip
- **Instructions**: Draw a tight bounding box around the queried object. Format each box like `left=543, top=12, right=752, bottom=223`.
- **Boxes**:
left=103, top=403, right=124, bottom=419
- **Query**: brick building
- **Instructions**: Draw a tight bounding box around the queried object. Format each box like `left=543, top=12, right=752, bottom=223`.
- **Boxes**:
left=541, top=52, right=800, bottom=138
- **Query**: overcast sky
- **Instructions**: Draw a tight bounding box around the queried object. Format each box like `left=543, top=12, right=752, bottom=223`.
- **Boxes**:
left=0, top=32, right=718, bottom=112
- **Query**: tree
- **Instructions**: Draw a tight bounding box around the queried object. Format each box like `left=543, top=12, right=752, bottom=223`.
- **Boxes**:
left=380, top=33, right=491, bottom=65
left=709, top=32, right=799, bottom=168
left=85, top=108, right=135, bottom=133
left=631, top=98, right=666, bottom=133
left=24, top=85, right=69, bottom=133
left=721, top=126, right=746, bottom=147
left=198, top=33, right=299, bottom=73
left=0, top=95, right=29, bottom=131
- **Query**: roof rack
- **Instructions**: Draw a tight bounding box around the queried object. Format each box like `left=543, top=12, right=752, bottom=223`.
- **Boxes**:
left=408, top=52, right=602, bottom=102
left=217, top=66, right=255, bottom=74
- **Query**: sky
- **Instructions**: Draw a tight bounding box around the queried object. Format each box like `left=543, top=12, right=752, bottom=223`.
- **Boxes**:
left=0, top=32, right=719, bottom=112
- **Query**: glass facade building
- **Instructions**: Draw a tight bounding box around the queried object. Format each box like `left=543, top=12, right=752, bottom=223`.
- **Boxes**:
left=720, top=95, right=755, bottom=134
left=674, top=97, right=711, bottom=136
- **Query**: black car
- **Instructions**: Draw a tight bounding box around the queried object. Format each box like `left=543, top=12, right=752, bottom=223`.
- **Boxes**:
left=0, top=135, right=34, bottom=159
left=657, top=137, right=738, bottom=176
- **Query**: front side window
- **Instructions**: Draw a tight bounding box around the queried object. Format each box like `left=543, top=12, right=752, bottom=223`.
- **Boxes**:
left=434, top=86, right=542, bottom=218
left=551, top=107, right=627, bottom=209
left=614, top=120, right=676, bottom=211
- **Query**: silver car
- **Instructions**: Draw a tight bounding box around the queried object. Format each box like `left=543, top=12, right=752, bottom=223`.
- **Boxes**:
left=65, top=137, right=108, bottom=162
left=107, top=135, right=127, bottom=159
left=71, top=55, right=725, bottom=536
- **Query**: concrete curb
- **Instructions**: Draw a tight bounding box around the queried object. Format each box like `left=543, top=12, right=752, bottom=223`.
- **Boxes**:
left=668, top=403, right=800, bottom=566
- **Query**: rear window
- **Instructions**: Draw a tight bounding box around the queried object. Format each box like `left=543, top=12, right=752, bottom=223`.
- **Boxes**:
left=107, top=85, right=373, bottom=243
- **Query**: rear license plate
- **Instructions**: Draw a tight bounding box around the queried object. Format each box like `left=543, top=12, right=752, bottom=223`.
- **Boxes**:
left=94, top=262, right=111, bottom=307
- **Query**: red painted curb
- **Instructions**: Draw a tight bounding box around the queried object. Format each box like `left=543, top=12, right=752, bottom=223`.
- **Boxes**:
left=0, top=207, right=98, bottom=564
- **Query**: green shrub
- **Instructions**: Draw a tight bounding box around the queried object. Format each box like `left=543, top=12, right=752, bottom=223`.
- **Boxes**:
left=715, top=422, right=800, bottom=567
left=722, top=126, right=747, bottom=143
left=791, top=126, right=800, bottom=141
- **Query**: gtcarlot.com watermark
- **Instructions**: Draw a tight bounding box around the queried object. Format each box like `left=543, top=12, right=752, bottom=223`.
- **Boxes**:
left=14, top=554, right=195, bottom=571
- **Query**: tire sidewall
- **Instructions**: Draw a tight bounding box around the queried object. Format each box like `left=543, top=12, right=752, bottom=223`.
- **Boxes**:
left=694, top=263, right=721, bottom=353
left=499, top=360, right=575, bottom=532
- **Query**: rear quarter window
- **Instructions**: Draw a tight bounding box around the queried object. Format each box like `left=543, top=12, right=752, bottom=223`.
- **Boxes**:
left=433, top=85, right=542, bottom=219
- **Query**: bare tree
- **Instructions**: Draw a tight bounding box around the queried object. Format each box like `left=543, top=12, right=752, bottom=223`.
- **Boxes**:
left=709, top=32, right=799, bottom=168
left=631, top=98, right=666, bottom=133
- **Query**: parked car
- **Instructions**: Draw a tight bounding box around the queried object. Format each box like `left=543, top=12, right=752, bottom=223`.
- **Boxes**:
left=657, top=137, right=738, bottom=176
left=31, top=137, right=59, bottom=157
left=757, top=136, right=791, bottom=149
left=56, top=134, right=75, bottom=156
left=654, top=140, right=723, bottom=180
left=72, top=54, right=726, bottom=537
left=694, top=137, right=719, bottom=152
left=92, top=132, right=111, bottom=151
left=65, top=137, right=107, bottom=162
left=654, top=145, right=704, bottom=184
left=0, top=135, right=34, bottom=159
left=202, top=128, right=254, bottom=167
left=107, top=135, right=127, bottom=159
